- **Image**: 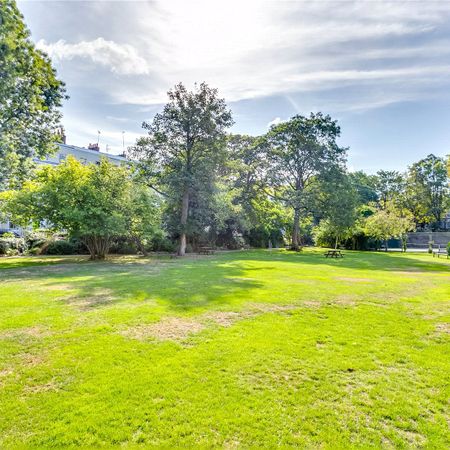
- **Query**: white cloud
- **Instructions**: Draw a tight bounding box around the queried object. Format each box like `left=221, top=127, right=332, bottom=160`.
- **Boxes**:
left=97, top=0, right=450, bottom=107
left=267, top=117, right=283, bottom=128
left=37, top=38, right=150, bottom=75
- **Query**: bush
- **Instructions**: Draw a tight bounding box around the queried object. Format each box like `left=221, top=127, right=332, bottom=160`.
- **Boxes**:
left=148, top=232, right=177, bottom=253
left=226, top=232, right=246, bottom=250
left=0, top=237, right=26, bottom=256
left=109, top=237, right=138, bottom=255
left=447, top=242, right=450, bottom=255
left=312, top=221, right=335, bottom=248
left=43, top=240, right=77, bottom=255
left=24, top=231, right=49, bottom=255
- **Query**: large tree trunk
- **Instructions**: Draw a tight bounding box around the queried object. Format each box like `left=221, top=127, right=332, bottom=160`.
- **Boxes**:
left=291, top=208, right=301, bottom=251
left=84, top=235, right=110, bottom=260
left=177, top=188, right=189, bottom=256
left=134, top=236, right=148, bottom=256
left=335, top=235, right=339, bottom=250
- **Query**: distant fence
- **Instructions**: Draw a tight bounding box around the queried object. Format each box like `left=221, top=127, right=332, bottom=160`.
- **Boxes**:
left=384, top=232, right=450, bottom=250
left=407, top=232, right=450, bottom=247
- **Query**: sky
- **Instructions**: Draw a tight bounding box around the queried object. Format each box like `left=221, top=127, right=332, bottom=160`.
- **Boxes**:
left=17, top=0, right=450, bottom=173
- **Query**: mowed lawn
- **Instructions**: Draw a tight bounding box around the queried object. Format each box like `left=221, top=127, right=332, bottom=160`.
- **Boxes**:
left=0, top=249, right=449, bottom=448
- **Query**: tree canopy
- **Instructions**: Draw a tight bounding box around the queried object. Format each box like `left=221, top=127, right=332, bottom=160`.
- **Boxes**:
left=131, top=82, right=233, bottom=255
left=1, top=157, right=160, bottom=259
left=0, top=0, right=66, bottom=188
left=263, top=113, right=347, bottom=250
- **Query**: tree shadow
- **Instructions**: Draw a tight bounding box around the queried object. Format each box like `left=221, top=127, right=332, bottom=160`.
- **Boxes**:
left=33, top=256, right=265, bottom=313
left=4, top=249, right=448, bottom=316
left=228, top=249, right=450, bottom=274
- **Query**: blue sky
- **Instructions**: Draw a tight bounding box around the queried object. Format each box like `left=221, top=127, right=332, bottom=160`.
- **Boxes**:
left=18, top=0, right=450, bottom=173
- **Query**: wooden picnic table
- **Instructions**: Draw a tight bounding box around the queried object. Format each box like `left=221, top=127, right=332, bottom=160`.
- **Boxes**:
left=324, top=249, right=343, bottom=258
left=198, top=246, right=215, bottom=255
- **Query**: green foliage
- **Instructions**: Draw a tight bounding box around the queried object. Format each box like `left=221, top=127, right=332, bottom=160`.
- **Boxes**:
left=348, top=171, right=378, bottom=204
left=364, top=202, right=415, bottom=251
left=2, top=157, right=159, bottom=259
left=264, top=113, right=347, bottom=249
left=147, top=230, right=177, bottom=253
left=43, top=240, right=76, bottom=255
left=0, top=0, right=66, bottom=187
left=131, top=82, right=233, bottom=255
left=0, top=236, right=26, bottom=255
left=404, top=154, right=449, bottom=229
left=316, top=170, right=359, bottom=248
left=447, top=242, right=450, bottom=255
left=375, top=170, right=404, bottom=208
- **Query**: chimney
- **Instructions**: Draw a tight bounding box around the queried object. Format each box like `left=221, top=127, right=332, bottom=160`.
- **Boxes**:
left=56, top=126, right=66, bottom=144
left=88, top=143, right=100, bottom=151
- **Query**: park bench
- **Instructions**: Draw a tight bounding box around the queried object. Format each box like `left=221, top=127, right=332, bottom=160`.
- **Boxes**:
left=324, top=249, right=343, bottom=258
left=198, top=246, right=215, bottom=255
left=432, top=246, right=449, bottom=258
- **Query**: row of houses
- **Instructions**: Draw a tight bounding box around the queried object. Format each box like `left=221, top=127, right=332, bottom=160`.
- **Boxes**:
left=0, top=142, right=128, bottom=235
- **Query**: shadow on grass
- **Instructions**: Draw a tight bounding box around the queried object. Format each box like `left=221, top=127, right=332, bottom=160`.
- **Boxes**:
left=0, top=255, right=89, bottom=270
left=225, top=249, right=450, bottom=273
left=2, top=249, right=448, bottom=314
left=32, top=256, right=265, bottom=313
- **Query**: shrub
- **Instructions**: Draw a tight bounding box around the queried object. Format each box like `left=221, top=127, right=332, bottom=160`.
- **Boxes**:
left=24, top=231, right=49, bottom=255
left=43, top=240, right=77, bottom=255
left=447, top=242, right=450, bottom=255
left=148, top=232, right=176, bottom=253
left=109, top=237, right=138, bottom=255
left=312, top=221, right=335, bottom=248
left=226, top=233, right=246, bottom=250
left=0, top=237, right=26, bottom=256
left=28, top=247, right=41, bottom=256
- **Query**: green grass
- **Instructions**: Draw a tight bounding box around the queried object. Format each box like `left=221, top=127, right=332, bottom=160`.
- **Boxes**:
left=0, top=249, right=449, bottom=448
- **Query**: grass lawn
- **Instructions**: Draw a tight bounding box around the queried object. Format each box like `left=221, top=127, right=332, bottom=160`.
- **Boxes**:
left=0, top=249, right=449, bottom=448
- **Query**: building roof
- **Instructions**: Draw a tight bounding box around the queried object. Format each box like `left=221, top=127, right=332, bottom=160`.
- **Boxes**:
left=57, top=143, right=128, bottom=162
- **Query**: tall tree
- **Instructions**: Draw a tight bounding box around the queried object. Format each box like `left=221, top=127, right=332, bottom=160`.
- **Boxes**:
left=348, top=170, right=378, bottom=204
left=375, top=170, right=405, bottom=209
left=0, top=0, right=66, bottom=187
left=364, top=203, right=415, bottom=252
left=263, top=113, right=347, bottom=250
left=404, top=154, right=449, bottom=229
left=132, top=83, right=233, bottom=255
left=318, top=171, right=359, bottom=249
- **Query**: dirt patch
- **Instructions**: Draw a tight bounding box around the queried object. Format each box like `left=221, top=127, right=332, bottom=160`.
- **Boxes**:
left=302, top=301, right=322, bottom=309
left=121, top=317, right=205, bottom=341
left=0, top=326, right=50, bottom=340
left=205, top=311, right=246, bottom=327
left=0, top=368, right=14, bottom=377
left=43, top=284, right=74, bottom=291
left=120, top=299, right=359, bottom=344
left=391, top=267, right=425, bottom=273
left=336, top=277, right=375, bottom=283
left=435, top=323, right=450, bottom=334
left=333, top=298, right=357, bottom=307
left=121, top=304, right=298, bottom=342
left=62, top=289, right=117, bottom=309
left=23, top=380, right=60, bottom=394
left=20, top=353, right=45, bottom=367
left=381, top=420, right=426, bottom=447
left=247, top=303, right=297, bottom=313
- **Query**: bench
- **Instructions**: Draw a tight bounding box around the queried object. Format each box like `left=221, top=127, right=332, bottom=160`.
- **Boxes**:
left=324, top=249, right=343, bottom=258
left=198, top=246, right=215, bottom=255
left=432, top=248, right=449, bottom=258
